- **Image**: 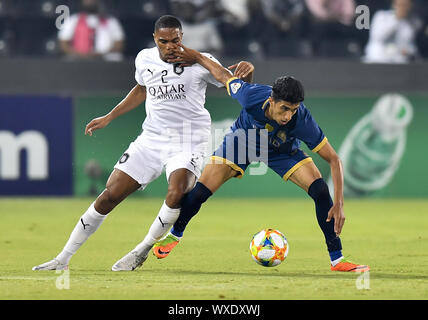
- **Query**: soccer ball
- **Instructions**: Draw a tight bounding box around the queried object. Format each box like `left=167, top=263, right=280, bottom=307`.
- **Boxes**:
left=250, top=229, right=289, bottom=267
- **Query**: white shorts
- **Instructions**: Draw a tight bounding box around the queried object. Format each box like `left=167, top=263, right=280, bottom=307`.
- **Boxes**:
left=114, top=132, right=208, bottom=190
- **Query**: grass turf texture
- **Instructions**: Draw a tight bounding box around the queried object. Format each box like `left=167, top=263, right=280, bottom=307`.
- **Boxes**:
left=0, top=198, right=427, bottom=300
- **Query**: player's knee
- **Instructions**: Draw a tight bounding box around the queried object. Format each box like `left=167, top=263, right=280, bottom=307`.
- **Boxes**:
left=166, top=187, right=186, bottom=208
left=308, top=178, right=330, bottom=201
left=96, top=187, right=124, bottom=214
left=181, top=182, right=212, bottom=207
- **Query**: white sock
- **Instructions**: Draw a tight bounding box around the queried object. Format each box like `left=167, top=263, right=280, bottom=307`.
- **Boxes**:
left=56, top=202, right=107, bottom=264
left=331, top=256, right=344, bottom=267
left=133, top=201, right=180, bottom=256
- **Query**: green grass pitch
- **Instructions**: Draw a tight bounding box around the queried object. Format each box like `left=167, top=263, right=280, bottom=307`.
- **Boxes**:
left=0, top=197, right=427, bottom=300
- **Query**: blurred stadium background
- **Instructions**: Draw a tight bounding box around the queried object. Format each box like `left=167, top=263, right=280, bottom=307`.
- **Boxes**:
left=1, top=0, right=428, bottom=301
left=0, top=0, right=427, bottom=199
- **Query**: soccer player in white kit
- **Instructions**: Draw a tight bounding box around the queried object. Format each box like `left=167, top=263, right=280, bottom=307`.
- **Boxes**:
left=32, top=15, right=254, bottom=271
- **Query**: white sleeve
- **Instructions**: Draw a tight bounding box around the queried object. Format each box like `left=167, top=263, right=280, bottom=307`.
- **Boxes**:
left=198, top=53, right=226, bottom=88
left=108, top=17, right=125, bottom=41
left=58, top=14, right=79, bottom=41
left=370, top=11, right=399, bottom=42
left=134, top=51, right=145, bottom=86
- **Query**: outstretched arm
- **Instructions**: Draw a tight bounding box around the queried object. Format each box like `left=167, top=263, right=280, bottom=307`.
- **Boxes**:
left=85, top=84, right=146, bottom=136
left=228, top=61, right=254, bottom=83
left=168, top=44, right=249, bottom=86
left=317, top=141, right=345, bottom=236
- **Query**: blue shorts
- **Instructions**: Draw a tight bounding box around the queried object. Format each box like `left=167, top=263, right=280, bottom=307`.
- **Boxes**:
left=211, top=130, right=313, bottom=181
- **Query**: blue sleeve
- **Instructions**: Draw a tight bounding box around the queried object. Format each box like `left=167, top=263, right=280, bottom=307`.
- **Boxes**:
left=293, top=105, right=328, bottom=153
left=226, top=77, right=272, bottom=111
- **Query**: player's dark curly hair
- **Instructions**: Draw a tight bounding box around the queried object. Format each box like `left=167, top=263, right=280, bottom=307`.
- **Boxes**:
left=271, top=76, right=305, bottom=104
left=154, top=15, right=182, bottom=32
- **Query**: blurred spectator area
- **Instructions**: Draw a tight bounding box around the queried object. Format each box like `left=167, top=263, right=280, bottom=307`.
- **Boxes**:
left=0, top=0, right=427, bottom=60
left=0, top=0, right=169, bottom=57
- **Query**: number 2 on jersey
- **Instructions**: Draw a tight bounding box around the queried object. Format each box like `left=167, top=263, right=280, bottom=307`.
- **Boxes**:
left=161, top=70, right=168, bottom=83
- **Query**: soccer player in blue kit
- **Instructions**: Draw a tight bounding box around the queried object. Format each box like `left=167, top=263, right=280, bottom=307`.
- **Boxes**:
left=154, top=44, right=370, bottom=272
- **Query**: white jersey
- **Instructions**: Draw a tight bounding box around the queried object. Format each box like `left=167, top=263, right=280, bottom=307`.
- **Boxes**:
left=135, top=47, right=223, bottom=142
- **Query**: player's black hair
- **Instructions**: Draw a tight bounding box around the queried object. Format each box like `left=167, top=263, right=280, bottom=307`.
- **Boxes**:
left=271, top=76, right=305, bottom=104
left=154, top=15, right=182, bottom=32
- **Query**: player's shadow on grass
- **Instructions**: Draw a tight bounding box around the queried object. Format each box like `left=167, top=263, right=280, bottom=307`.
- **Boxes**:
left=159, top=269, right=428, bottom=281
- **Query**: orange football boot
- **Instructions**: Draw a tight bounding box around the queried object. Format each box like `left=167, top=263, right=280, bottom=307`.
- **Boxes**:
left=152, top=233, right=180, bottom=259
left=331, top=258, right=370, bottom=272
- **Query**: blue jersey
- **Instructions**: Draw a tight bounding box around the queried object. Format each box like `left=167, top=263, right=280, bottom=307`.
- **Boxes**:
left=211, top=77, right=328, bottom=180
left=226, top=77, right=327, bottom=154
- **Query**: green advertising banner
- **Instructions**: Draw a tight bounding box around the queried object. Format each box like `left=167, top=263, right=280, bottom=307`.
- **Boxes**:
left=74, top=94, right=428, bottom=198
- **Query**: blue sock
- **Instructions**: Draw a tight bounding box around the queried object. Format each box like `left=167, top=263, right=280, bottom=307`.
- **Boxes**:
left=170, top=226, right=183, bottom=238
left=329, top=250, right=343, bottom=262
left=171, top=182, right=213, bottom=237
left=307, top=178, right=343, bottom=256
